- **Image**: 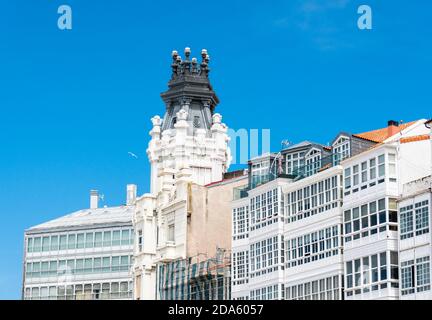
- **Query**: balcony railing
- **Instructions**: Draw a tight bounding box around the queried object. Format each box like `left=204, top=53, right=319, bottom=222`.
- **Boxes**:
left=237, top=152, right=344, bottom=198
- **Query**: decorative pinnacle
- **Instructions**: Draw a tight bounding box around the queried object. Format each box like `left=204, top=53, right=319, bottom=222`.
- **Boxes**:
left=170, top=48, right=210, bottom=78
left=184, top=47, right=191, bottom=60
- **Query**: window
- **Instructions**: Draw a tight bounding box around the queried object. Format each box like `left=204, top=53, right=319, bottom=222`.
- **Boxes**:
left=400, top=205, right=414, bottom=239
left=344, top=198, right=397, bottom=241
left=112, top=230, right=121, bottom=246
left=121, top=229, right=130, bottom=245
left=250, top=236, right=280, bottom=276
left=345, top=251, right=398, bottom=296
left=286, top=226, right=340, bottom=269
left=94, top=232, right=102, bottom=247
left=168, top=224, right=175, bottom=242
left=369, top=158, right=376, bottom=179
left=103, top=231, right=111, bottom=247
left=56, top=235, right=65, bottom=250
left=415, top=200, right=429, bottom=235
left=333, top=136, right=350, bottom=162
left=286, top=275, right=341, bottom=300
left=361, top=162, right=368, bottom=183
left=285, top=176, right=340, bottom=224
left=251, top=160, right=270, bottom=186
left=416, top=256, right=431, bottom=292
left=401, top=260, right=415, bottom=295
left=250, top=188, right=279, bottom=227
left=85, top=232, right=93, bottom=248
left=50, top=236, right=59, bottom=251
left=76, top=233, right=85, bottom=249
left=42, top=237, right=50, bottom=252
left=378, top=154, right=385, bottom=177
left=138, top=230, right=143, bottom=252
left=33, top=237, right=41, bottom=252
left=67, top=234, right=76, bottom=249
left=353, top=165, right=359, bottom=187
left=286, top=152, right=305, bottom=175
left=400, top=200, right=429, bottom=239
left=344, top=168, right=351, bottom=190
left=401, top=256, right=431, bottom=295
left=27, top=238, right=33, bottom=253
left=305, top=149, right=321, bottom=177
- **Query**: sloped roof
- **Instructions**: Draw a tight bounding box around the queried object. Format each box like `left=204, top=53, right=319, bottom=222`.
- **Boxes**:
left=27, top=205, right=133, bottom=233
left=353, top=121, right=416, bottom=143
left=400, top=134, right=430, bottom=144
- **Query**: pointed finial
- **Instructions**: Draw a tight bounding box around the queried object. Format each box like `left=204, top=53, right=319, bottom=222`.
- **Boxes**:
left=185, top=47, right=191, bottom=60
left=201, top=49, right=208, bottom=61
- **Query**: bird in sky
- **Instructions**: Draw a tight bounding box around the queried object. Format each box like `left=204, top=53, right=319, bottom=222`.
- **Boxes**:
left=128, top=152, right=138, bottom=159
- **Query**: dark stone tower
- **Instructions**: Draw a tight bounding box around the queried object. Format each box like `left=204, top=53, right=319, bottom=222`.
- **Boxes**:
left=160, top=48, right=219, bottom=136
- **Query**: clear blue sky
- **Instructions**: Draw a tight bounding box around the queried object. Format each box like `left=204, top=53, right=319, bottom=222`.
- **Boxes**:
left=0, top=0, right=431, bottom=299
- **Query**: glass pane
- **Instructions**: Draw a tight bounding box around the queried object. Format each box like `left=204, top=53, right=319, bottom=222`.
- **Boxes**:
left=59, top=235, right=67, bottom=250
left=67, top=234, right=76, bottom=249
left=42, top=237, right=50, bottom=252
left=50, top=236, right=59, bottom=251
left=85, top=232, right=93, bottom=248
left=103, top=231, right=111, bottom=247
left=77, top=233, right=85, bottom=249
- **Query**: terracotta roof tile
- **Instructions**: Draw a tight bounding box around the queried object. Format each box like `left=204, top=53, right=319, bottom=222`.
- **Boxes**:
left=400, top=134, right=430, bottom=144
left=353, top=121, right=416, bottom=143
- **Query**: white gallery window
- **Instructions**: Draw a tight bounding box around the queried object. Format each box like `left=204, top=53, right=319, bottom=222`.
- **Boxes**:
left=400, top=200, right=429, bottom=240
left=344, top=198, right=398, bottom=242
left=250, top=236, right=282, bottom=277
left=251, top=161, right=270, bottom=186
left=250, top=284, right=280, bottom=300
left=345, top=251, right=399, bottom=297
left=26, top=228, right=134, bottom=253
left=285, top=175, right=340, bottom=223
left=25, top=255, right=134, bottom=279
left=304, top=149, right=321, bottom=177
left=343, top=153, right=392, bottom=196
left=24, top=281, right=133, bottom=300
left=401, top=256, right=431, bottom=295
left=285, top=225, right=340, bottom=268
left=250, top=188, right=279, bottom=228
left=333, top=136, right=350, bottom=162
left=232, top=206, right=249, bottom=240
left=286, top=152, right=305, bottom=174
left=232, top=250, right=249, bottom=285
left=286, top=275, right=341, bottom=300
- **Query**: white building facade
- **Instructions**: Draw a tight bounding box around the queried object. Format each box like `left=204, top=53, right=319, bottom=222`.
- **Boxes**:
left=283, top=165, right=344, bottom=300
left=398, top=175, right=432, bottom=299
left=232, top=119, right=432, bottom=300
left=23, top=189, right=135, bottom=300
left=342, top=120, right=431, bottom=300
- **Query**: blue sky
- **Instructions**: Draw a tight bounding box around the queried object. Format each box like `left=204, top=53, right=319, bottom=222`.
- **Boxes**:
left=0, top=0, right=431, bottom=299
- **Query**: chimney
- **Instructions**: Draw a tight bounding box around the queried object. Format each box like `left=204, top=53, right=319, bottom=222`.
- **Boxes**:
left=90, top=190, right=99, bottom=209
left=387, top=120, right=399, bottom=137
left=126, top=184, right=137, bottom=205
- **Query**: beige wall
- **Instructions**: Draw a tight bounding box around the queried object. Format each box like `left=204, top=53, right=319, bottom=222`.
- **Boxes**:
left=186, top=176, right=248, bottom=259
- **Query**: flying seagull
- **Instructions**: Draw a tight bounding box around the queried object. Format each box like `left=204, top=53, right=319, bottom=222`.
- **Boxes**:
left=128, top=152, right=138, bottom=159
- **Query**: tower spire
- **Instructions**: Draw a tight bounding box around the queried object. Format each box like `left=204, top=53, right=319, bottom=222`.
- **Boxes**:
left=160, top=47, right=219, bottom=135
